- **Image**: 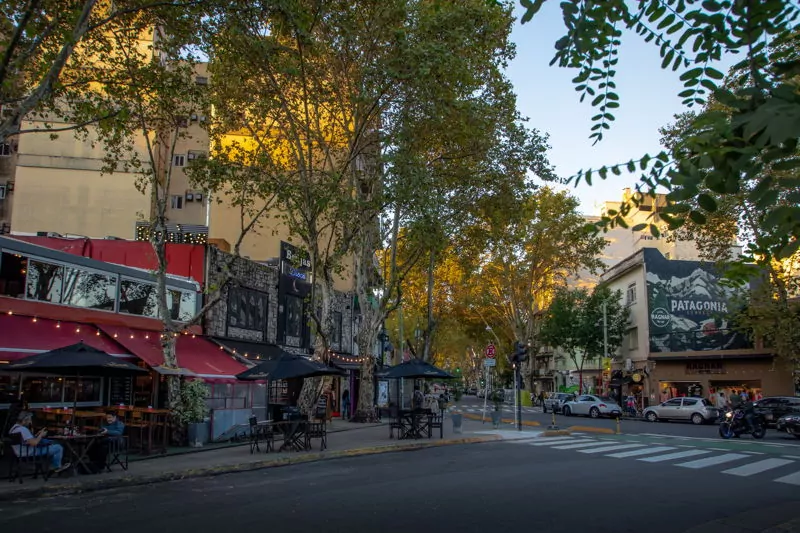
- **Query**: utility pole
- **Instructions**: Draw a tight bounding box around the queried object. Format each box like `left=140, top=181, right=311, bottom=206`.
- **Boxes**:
left=602, top=300, right=608, bottom=395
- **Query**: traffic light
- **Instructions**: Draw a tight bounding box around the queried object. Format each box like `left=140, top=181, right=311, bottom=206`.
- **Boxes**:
left=456, top=367, right=461, bottom=374
left=511, top=341, right=529, bottom=364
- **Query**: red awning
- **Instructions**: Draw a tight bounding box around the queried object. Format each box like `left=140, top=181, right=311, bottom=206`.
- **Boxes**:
left=96, top=324, right=166, bottom=368
left=0, top=314, right=132, bottom=363
left=96, top=325, right=246, bottom=381
left=176, top=335, right=248, bottom=382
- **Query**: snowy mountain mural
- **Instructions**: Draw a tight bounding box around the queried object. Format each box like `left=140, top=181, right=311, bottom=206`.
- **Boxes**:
left=643, top=249, right=750, bottom=353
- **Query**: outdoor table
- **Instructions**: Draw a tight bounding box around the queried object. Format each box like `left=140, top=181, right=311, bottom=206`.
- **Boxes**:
left=50, top=434, right=104, bottom=476
left=396, top=409, right=432, bottom=439
left=274, top=420, right=309, bottom=452
left=113, top=406, right=170, bottom=454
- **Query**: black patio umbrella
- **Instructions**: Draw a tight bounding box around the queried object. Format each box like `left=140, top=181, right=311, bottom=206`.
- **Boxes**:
left=2, top=342, right=148, bottom=377
left=1, top=341, right=148, bottom=412
left=379, top=359, right=453, bottom=380
left=236, top=351, right=346, bottom=381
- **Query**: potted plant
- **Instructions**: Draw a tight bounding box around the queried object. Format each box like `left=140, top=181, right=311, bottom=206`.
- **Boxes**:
left=175, top=379, right=210, bottom=447
left=490, top=389, right=504, bottom=428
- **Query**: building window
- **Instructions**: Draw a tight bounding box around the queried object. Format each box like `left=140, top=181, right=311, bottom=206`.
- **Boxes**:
left=626, top=283, right=637, bottom=306
left=25, top=259, right=64, bottom=303
left=285, top=295, right=303, bottom=338
left=0, top=143, right=11, bottom=157
left=332, top=311, right=342, bottom=346
left=0, top=185, right=5, bottom=200
left=170, top=195, right=183, bottom=209
left=173, top=154, right=186, bottom=167
left=628, top=327, right=639, bottom=350
left=195, top=76, right=208, bottom=85
left=227, top=287, right=267, bottom=332
left=61, top=267, right=116, bottom=311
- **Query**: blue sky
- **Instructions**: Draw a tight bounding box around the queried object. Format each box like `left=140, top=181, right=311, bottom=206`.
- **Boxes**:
left=505, top=2, right=703, bottom=215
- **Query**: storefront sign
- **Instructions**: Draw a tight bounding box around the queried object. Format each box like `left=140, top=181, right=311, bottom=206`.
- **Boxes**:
left=631, top=373, right=642, bottom=383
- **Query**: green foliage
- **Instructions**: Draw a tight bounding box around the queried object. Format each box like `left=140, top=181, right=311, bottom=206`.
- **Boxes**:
left=521, top=0, right=800, bottom=261
left=539, top=285, right=629, bottom=375
left=174, top=379, right=210, bottom=424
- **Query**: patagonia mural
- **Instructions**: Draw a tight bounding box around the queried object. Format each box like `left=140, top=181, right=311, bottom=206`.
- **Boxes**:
left=644, top=249, right=750, bottom=352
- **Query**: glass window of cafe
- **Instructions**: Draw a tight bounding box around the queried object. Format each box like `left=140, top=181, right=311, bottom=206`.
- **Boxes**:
left=21, top=375, right=103, bottom=407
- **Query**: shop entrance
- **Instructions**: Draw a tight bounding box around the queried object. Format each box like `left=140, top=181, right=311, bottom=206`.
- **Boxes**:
left=709, top=380, right=762, bottom=403
left=658, top=380, right=704, bottom=402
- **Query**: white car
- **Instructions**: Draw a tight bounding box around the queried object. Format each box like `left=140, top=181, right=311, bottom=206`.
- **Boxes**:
left=562, top=394, right=623, bottom=418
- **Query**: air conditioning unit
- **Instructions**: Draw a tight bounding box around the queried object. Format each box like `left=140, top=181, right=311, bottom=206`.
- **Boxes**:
left=185, top=192, right=194, bottom=202
left=187, top=153, right=196, bottom=160
left=190, top=114, right=198, bottom=121
left=194, top=193, right=203, bottom=202
left=198, top=115, right=207, bottom=123
left=6, top=181, right=14, bottom=192
left=624, top=358, right=633, bottom=372
left=36, top=231, right=62, bottom=238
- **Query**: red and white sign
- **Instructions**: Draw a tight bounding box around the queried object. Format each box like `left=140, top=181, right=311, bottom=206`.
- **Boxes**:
left=485, top=344, right=496, bottom=358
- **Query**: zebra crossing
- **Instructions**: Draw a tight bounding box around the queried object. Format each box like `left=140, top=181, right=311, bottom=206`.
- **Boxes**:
left=507, top=435, right=800, bottom=486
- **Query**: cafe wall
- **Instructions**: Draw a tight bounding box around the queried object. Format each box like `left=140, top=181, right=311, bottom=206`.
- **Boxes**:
left=205, top=246, right=279, bottom=344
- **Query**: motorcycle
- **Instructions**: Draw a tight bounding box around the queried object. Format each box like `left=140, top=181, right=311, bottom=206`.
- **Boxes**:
left=718, top=408, right=766, bottom=439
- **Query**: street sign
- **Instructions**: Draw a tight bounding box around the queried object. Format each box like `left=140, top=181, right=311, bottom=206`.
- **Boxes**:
left=485, top=344, right=496, bottom=358
left=484, top=358, right=496, bottom=367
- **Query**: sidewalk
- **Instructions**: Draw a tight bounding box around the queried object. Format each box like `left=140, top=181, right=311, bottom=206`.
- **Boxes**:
left=0, top=419, right=502, bottom=501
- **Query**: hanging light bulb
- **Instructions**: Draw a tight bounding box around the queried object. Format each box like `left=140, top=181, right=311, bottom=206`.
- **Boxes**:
left=96, top=330, right=101, bottom=336
left=56, top=321, right=61, bottom=328
left=130, top=334, right=135, bottom=339
left=145, top=334, right=150, bottom=339
left=75, top=327, right=81, bottom=333
left=7, top=310, right=12, bottom=315
left=113, top=333, right=118, bottom=338
left=32, top=317, right=38, bottom=323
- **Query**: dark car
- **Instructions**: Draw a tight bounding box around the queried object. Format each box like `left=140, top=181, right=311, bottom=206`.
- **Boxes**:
left=543, top=392, right=576, bottom=414
left=776, top=413, right=800, bottom=438
left=753, top=397, right=800, bottom=427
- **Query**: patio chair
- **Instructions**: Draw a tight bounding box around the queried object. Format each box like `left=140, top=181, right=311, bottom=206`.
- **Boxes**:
left=248, top=416, right=261, bottom=454
left=4, top=433, right=52, bottom=484
left=388, top=406, right=403, bottom=439
left=305, top=422, right=327, bottom=451
left=428, top=413, right=444, bottom=439
left=106, top=436, right=129, bottom=472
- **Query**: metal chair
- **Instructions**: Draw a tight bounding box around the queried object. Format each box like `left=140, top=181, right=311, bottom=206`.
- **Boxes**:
left=4, top=433, right=52, bottom=484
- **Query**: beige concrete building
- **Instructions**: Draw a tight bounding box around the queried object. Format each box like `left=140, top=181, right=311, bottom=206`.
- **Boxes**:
left=0, top=132, right=17, bottom=235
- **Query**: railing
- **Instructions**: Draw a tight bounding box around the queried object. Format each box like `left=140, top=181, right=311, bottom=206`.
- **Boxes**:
left=649, top=328, right=753, bottom=353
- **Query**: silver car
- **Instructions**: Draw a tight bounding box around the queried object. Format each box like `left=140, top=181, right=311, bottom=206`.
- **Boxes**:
left=562, top=395, right=623, bottom=418
left=643, top=397, right=718, bottom=425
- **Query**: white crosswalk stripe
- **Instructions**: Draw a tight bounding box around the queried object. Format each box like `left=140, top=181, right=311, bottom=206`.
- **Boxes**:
left=774, top=471, right=800, bottom=486
left=638, top=449, right=712, bottom=463
left=578, top=444, right=647, bottom=454
left=722, top=458, right=795, bottom=477
left=605, top=446, right=676, bottom=458
left=676, top=453, right=749, bottom=469
left=503, top=435, right=800, bottom=486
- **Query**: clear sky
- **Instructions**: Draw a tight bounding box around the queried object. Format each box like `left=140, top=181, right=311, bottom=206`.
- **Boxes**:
left=505, top=2, right=704, bottom=216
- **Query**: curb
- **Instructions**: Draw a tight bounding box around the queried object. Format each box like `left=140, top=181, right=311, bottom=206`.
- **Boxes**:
left=462, top=413, right=541, bottom=427
left=568, top=425, right=616, bottom=434
left=0, top=435, right=501, bottom=502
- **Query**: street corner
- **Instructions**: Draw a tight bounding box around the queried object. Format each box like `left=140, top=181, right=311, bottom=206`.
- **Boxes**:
left=474, top=430, right=543, bottom=441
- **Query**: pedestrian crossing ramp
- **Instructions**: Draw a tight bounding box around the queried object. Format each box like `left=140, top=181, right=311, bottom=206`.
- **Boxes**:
left=507, top=435, right=800, bottom=486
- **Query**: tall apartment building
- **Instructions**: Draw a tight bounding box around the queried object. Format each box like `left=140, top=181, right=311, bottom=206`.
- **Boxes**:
left=0, top=132, right=16, bottom=235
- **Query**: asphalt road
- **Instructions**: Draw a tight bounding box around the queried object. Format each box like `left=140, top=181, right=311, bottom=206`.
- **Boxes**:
left=3, top=438, right=800, bottom=533
left=460, top=397, right=800, bottom=445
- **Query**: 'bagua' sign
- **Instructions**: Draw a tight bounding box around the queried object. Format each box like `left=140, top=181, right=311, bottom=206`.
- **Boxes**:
left=644, top=249, right=748, bottom=353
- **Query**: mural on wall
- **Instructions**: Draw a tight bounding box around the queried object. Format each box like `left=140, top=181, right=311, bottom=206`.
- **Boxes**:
left=644, top=249, right=750, bottom=352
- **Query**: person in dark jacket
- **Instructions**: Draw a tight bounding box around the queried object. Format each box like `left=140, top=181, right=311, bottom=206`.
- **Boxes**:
left=90, top=412, right=125, bottom=472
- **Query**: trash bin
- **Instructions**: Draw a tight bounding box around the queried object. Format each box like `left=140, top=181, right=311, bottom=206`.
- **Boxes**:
left=451, top=413, right=463, bottom=434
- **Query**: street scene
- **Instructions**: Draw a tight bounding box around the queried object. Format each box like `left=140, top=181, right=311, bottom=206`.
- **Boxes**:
left=1, top=0, right=800, bottom=531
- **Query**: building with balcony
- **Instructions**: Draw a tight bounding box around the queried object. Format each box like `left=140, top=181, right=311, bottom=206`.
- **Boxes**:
left=600, top=248, right=793, bottom=408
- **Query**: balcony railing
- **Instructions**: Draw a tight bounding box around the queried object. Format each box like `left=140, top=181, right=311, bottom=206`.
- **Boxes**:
left=649, top=328, right=753, bottom=353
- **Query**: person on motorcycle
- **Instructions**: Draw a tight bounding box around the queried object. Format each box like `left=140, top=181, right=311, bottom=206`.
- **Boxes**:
left=729, top=393, right=756, bottom=433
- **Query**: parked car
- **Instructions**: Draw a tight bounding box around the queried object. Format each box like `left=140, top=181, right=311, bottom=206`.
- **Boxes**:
left=543, top=393, right=575, bottom=414
left=642, top=397, right=718, bottom=425
left=467, top=386, right=478, bottom=396
left=753, top=396, right=800, bottom=427
left=562, top=395, right=622, bottom=418
left=776, top=413, right=800, bottom=438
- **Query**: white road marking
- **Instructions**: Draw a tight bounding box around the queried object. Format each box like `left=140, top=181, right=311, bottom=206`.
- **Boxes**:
left=578, top=444, right=647, bottom=454
left=676, top=453, right=749, bottom=469
left=551, top=441, right=612, bottom=450
left=774, top=471, right=800, bottom=486
left=722, top=458, right=795, bottom=477
left=638, top=449, right=712, bottom=463
left=605, top=446, right=677, bottom=458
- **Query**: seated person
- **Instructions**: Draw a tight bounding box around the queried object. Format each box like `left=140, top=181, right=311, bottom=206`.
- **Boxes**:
left=9, top=411, right=71, bottom=474
left=90, top=411, right=125, bottom=471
